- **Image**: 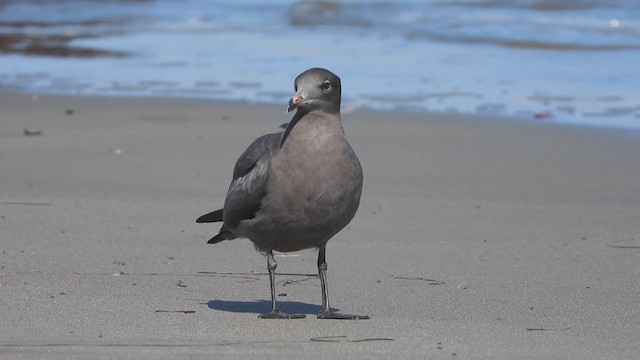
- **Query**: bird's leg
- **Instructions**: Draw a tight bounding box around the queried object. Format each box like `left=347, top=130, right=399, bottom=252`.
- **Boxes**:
left=318, top=246, right=331, bottom=313
left=259, top=251, right=305, bottom=319
left=266, top=252, right=278, bottom=312
left=316, top=245, right=370, bottom=320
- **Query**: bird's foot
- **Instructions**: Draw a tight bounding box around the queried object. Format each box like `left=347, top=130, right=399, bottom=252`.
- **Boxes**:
left=317, top=310, right=370, bottom=320
left=259, top=309, right=306, bottom=319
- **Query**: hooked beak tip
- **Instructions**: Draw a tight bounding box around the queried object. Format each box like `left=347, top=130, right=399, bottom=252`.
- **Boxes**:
left=286, top=98, right=296, bottom=113
left=286, top=94, right=303, bottom=113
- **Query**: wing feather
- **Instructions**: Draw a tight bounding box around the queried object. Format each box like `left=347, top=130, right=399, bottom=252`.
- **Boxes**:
left=223, top=132, right=281, bottom=228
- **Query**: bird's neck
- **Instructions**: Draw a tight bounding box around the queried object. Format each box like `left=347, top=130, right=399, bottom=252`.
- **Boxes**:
left=281, top=110, right=343, bottom=147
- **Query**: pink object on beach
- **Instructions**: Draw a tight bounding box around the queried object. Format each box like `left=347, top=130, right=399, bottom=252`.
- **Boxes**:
left=534, top=112, right=553, bottom=120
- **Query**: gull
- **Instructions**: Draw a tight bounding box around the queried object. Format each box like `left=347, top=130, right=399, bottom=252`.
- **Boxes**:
left=197, top=68, right=368, bottom=320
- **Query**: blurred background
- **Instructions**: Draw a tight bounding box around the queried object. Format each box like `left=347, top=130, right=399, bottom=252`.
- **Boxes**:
left=1, top=0, right=639, bottom=128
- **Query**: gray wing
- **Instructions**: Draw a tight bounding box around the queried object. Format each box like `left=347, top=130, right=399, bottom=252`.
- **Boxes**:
left=223, top=132, right=282, bottom=228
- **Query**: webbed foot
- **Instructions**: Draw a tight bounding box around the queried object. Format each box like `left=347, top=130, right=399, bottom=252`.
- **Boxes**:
left=259, top=309, right=306, bottom=319
left=317, top=310, right=369, bottom=320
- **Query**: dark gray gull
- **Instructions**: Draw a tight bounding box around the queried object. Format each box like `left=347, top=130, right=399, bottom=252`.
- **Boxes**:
left=197, top=68, right=368, bottom=320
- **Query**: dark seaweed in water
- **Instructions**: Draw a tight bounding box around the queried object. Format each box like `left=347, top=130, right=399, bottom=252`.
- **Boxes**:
left=289, top=0, right=376, bottom=27
left=0, top=32, right=130, bottom=57
left=0, top=2, right=135, bottom=57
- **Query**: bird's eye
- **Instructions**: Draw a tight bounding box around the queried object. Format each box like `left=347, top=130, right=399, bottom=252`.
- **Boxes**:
left=321, top=81, right=332, bottom=91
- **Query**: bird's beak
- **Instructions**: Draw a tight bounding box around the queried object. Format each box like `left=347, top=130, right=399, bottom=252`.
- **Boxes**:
left=287, top=94, right=305, bottom=113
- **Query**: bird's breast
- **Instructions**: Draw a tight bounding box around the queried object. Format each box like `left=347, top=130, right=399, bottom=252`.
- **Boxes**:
left=267, top=132, right=362, bottom=220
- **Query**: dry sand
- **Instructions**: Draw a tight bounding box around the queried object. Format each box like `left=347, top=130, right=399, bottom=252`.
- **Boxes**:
left=1, top=92, right=639, bottom=359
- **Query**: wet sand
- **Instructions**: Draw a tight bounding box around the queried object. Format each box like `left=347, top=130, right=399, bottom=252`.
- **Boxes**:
left=1, top=92, right=639, bottom=358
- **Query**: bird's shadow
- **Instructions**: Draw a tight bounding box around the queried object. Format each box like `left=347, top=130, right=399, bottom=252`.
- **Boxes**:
left=207, top=299, right=330, bottom=315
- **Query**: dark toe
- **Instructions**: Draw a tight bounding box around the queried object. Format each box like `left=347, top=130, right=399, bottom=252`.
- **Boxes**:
left=317, top=310, right=369, bottom=320
left=259, top=310, right=306, bottom=319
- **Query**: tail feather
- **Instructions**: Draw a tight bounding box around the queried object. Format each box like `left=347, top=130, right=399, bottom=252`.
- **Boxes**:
left=198, top=209, right=238, bottom=244
left=207, top=233, right=227, bottom=244
left=207, top=225, right=237, bottom=244
left=196, top=208, right=223, bottom=223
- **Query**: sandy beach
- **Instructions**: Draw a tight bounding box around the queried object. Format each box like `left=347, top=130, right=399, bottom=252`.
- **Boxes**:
left=1, top=92, right=639, bottom=359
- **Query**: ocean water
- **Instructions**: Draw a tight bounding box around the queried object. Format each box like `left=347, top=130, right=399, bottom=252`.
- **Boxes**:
left=1, top=0, right=639, bottom=128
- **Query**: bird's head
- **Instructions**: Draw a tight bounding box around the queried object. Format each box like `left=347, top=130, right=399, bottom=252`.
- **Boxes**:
left=287, top=68, right=341, bottom=115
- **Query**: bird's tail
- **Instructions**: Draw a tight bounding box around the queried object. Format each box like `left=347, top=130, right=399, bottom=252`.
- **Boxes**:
left=196, top=209, right=223, bottom=223
left=197, top=209, right=238, bottom=244
left=207, top=225, right=237, bottom=244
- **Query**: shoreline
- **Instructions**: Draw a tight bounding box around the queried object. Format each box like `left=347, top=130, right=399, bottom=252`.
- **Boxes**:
left=3, top=88, right=640, bottom=133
